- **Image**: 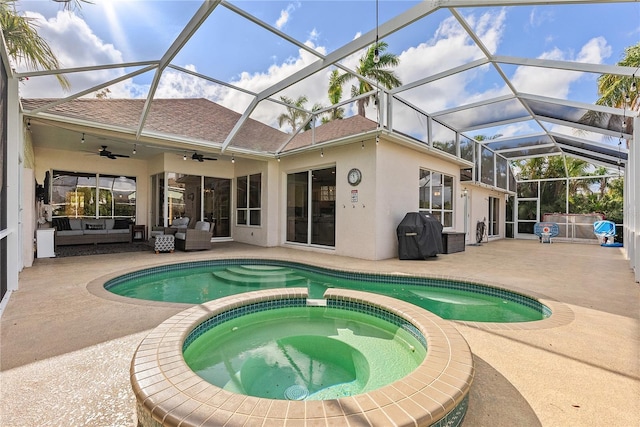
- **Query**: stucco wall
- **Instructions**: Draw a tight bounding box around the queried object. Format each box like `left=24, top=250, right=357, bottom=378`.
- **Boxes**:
left=464, top=184, right=506, bottom=242
left=374, top=140, right=468, bottom=259
left=277, top=142, right=379, bottom=259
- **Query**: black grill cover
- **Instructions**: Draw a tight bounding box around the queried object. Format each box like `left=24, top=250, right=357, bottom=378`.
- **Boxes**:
left=397, top=212, right=443, bottom=259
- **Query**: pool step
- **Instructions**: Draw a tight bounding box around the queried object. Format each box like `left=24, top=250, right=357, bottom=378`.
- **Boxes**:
left=226, top=265, right=297, bottom=277
left=213, top=270, right=307, bottom=286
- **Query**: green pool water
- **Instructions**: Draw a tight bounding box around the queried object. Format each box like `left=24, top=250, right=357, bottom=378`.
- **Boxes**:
left=182, top=307, right=426, bottom=400
left=108, top=263, right=547, bottom=322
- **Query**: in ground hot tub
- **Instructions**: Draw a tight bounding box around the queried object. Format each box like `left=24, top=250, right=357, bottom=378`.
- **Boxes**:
left=131, top=288, right=474, bottom=427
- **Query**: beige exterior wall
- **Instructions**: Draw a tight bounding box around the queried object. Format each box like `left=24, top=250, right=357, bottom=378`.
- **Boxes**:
left=276, top=141, right=379, bottom=259
left=374, top=140, right=469, bottom=259
left=463, top=183, right=507, bottom=242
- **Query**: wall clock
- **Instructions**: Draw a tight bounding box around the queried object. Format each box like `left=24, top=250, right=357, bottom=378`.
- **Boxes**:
left=347, top=168, right=362, bottom=186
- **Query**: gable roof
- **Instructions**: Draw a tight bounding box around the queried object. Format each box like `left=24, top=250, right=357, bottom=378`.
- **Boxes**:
left=284, top=115, right=378, bottom=152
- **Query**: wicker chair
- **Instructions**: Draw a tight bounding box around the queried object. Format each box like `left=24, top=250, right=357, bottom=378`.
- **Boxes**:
left=174, top=221, right=213, bottom=251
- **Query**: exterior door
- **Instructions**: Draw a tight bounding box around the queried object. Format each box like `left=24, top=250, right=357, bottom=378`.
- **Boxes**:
left=286, top=167, right=335, bottom=247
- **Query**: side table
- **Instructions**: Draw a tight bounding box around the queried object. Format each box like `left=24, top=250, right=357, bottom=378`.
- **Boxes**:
left=36, top=228, right=56, bottom=258
left=133, top=225, right=146, bottom=242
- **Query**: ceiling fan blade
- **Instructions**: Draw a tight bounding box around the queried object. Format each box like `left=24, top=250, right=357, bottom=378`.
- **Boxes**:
left=203, top=157, right=217, bottom=161
left=97, top=146, right=128, bottom=159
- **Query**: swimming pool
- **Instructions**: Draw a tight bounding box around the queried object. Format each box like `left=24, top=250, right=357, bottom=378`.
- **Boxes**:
left=106, top=259, right=550, bottom=322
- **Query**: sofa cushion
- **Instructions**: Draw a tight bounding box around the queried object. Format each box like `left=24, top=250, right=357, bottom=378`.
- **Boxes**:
left=114, top=219, right=130, bottom=229
left=56, top=230, right=83, bottom=237
left=106, top=229, right=130, bottom=235
left=69, top=219, right=82, bottom=230
left=194, top=221, right=211, bottom=231
left=105, top=219, right=115, bottom=230
left=174, top=232, right=186, bottom=240
left=171, top=217, right=189, bottom=229
left=85, top=222, right=105, bottom=230
left=84, top=228, right=108, bottom=234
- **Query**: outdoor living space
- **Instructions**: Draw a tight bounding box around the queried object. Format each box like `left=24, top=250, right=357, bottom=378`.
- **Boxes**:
left=1, top=239, right=637, bottom=426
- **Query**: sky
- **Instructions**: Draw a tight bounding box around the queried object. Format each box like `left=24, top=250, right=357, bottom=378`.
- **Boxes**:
left=12, top=0, right=640, bottom=143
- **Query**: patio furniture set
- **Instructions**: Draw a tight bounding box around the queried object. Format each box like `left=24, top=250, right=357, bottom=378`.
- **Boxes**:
left=150, top=217, right=214, bottom=253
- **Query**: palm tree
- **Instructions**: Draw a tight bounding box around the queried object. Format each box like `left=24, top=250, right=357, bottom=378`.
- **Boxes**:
left=329, top=41, right=401, bottom=117
left=277, top=95, right=317, bottom=133
left=579, top=42, right=639, bottom=137
left=322, top=69, right=345, bottom=124
left=304, top=102, right=324, bottom=131
left=0, top=0, right=91, bottom=90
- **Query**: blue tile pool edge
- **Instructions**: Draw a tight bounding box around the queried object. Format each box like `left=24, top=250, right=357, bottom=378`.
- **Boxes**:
left=182, top=296, right=428, bottom=352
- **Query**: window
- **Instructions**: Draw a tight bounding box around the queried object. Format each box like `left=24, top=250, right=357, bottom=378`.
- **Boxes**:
left=237, top=173, right=261, bottom=226
left=51, top=171, right=136, bottom=219
left=419, top=169, right=453, bottom=227
left=151, top=173, right=231, bottom=237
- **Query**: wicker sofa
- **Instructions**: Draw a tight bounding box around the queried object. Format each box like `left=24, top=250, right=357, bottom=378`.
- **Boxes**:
left=52, top=217, right=133, bottom=246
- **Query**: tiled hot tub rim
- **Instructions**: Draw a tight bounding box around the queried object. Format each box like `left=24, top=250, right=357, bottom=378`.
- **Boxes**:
left=131, top=288, right=474, bottom=427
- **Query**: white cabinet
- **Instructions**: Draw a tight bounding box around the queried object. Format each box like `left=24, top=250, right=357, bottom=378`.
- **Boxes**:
left=36, top=228, right=56, bottom=258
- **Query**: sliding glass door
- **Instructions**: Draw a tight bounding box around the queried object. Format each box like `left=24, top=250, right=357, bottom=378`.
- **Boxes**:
left=286, top=167, right=335, bottom=247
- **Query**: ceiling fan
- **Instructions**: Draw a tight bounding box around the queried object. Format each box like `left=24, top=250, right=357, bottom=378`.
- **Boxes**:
left=99, top=145, right=130, bottom=160
left=191, top=152, right=217, bottom=162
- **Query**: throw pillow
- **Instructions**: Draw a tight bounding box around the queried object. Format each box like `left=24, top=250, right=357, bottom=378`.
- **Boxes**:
left=114, top=219, right=130, bottom=229
left=52, top=218, right=71, bottom=230
left=86, top=223, right=104, bottom=230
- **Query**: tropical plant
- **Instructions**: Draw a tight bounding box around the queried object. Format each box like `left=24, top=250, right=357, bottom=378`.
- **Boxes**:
left=322, top=69, right=345, bottom=124
left=579, top=42, right=639, bottom=136
left=277, top=95, right=310, bottom=132
left=329, top=41, right=401, bottom=117
left=0, top=0, right=90, bottom=90
left=515, top=156, right=623, bottom=231
left=276, top=95, right=323, bottom=133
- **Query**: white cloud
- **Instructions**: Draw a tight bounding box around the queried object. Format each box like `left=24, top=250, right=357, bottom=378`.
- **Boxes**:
left=18, top=11, right=128, bottom=99
left=528, top=8, right=555, bottom=29
left=510, top=36, right=611, bottom=98
left=275, top=2, right=300, bottom=30
left=387, top=10, right=507, bottom=135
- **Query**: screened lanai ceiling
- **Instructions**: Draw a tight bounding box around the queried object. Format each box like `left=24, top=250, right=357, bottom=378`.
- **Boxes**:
left=10, top=0, right=639, bottom=171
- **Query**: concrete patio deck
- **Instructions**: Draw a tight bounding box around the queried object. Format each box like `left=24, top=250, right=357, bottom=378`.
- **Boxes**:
left=1, top=239, right=638, bottom=426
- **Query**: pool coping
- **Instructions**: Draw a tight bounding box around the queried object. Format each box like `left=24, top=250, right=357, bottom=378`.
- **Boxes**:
left=87, top=256, right=574, bottom=331
left=131, top=288, right=474, bottom=427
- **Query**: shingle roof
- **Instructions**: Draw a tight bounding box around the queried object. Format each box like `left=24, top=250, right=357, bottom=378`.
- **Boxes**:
left=21, top=98, right=289, bottom=152
left=22, top=98, right=378, bottom=155
left=284, top=115, right=377, bottom=152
